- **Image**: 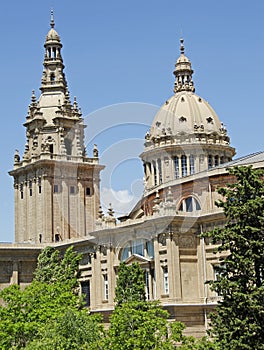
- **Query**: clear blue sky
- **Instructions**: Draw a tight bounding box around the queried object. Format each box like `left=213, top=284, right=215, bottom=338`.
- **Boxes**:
left=1, top=0, right=263, bottom=242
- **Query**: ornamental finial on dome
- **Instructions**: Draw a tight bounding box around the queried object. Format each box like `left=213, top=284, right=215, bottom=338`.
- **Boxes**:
left=180, top=38, right=185, bottom=55
left=50, top=9, right=55, bottom=28
left=173, top=38, right=195, bottom=93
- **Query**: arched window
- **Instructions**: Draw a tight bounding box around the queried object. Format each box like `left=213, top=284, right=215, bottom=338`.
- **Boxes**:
left=178, top=197, right=201, bottom=212
left=120, top=239, right=154, bottom=261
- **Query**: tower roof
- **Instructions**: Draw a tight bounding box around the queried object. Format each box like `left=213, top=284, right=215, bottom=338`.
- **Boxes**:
left=45, top=10, right=61, bottom=44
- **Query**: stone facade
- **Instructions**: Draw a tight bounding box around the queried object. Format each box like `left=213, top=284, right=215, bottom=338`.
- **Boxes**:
left=1, top=13, right=264, bottom=337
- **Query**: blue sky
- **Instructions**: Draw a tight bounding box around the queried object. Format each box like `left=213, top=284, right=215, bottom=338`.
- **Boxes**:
left=0, top=0, right=263, bottom=242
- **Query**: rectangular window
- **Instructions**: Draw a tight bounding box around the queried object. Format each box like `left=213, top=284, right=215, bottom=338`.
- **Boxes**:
left=29, top=188, right=33, bottom=197
left=181, top=155, right=187, bottom=177
left=145, top=270, right=150, bottom=300
left=21, top=192, right=23, bottom=199
left=163, top=267, right=169, bottom=295
left=208, top=155, right=213, bottom=169
left=157, top=159, right=162, bottom=184
left=174, top=156, right=179, bottom=178
left=86, top=187, right=91, bottom=196
left=70, top=186, right=75, bottom=194
left=54, top=184, right=59, bottom=193
left=190, top=155, right=195, bottom=175
left=81, top=280, right=91, bottom=307
left=103, top=275, right=109, bottom=300
left=39, top=186, right=41, bottom=194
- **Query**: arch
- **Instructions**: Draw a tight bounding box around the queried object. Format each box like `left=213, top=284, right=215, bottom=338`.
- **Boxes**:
left=178, top=196, right=201, bottom=212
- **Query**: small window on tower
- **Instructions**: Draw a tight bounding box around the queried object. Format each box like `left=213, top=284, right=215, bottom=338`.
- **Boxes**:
left=86, top=187, right=91, bottom=196
left=50, top=73, right=55, bottom=82
left=70, top=186, right=75, bottom=194
left=54, top=184, right=59, bottom=193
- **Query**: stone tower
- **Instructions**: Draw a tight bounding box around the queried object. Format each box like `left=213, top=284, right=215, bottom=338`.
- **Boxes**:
left=141, top=39, right=235, bottom=192
left=9, top=12, right=104, bottom=244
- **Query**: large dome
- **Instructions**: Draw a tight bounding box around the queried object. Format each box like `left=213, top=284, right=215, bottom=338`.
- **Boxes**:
left=141, top=39, right=235, bottom=192
left=150, top=90, right=225, bottom=139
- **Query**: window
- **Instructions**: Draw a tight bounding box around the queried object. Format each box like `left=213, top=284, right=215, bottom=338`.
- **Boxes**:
left=208, top=155, right=213, bottom=169
left=39, top=186, right=41, bottom=194
left=86, top=187, right=91, bottom=196
left=54, top=184, right=59, bottom=193
left=65, top=138, right=72, bottom=156
left=190, top=155, right=195, bottom=175
left=70, top=186, right=75, bottom=194
left=21, top=191, right=24, bottom=199
left=145, top=271, right=150, bottom=300
left=214, top=155, right=219, bottom=167
left=174, top=156, right=179, bottom=178
left=157, top=159, right=162, bottom=184
left=181, top=155, right=187, bottom=176
left=179, top=197, right=201, bottom=212
left=81, top=281, right=91, bottom=307
left=50, top=73, right=55, bottom=82
left=153, top=161, right=157, bottom=186
left=29, top=181, right=32, bottom=196
left=120, top=239, right=154, bottom=261
left=163, top=267, right=169, bottom=294
left=103, top=275, right=109, bottom=300
left=186, top=197, right=193, bottom=212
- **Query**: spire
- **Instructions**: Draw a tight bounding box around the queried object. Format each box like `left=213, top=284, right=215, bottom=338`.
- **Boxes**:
left=173, top=38, right=195, bottom=93
left=50, top=9, right=55, bottom=29
left=40, top=12, right=67, bottom=94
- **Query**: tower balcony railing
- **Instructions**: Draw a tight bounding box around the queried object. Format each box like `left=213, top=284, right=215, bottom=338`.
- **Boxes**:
left=20, top=152, right=98, bottom=166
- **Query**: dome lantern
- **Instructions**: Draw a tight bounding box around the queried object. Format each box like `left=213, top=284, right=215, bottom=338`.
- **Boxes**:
left=173, top=39, right=195, bottom=93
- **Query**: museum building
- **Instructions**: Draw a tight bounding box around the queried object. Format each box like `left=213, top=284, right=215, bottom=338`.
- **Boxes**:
left=1, top=14, right=263, bottom=336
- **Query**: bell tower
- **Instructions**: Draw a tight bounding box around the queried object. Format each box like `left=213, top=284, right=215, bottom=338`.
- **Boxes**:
left=9, top=12, right=104, bottom=244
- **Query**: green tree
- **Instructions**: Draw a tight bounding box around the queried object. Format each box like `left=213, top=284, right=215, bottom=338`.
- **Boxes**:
left=0, top=246, right=103, bottom=349
left=204, top=166, right=264, bottom=349
left=114, top=262, right=146, bottom=305
left=34, top=245, right=82, bottom=288
left=0, top=281, right=82, bottom=349
left=25, top=309, right=104, bottom=350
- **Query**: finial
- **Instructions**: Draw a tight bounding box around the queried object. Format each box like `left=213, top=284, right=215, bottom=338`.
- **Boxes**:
left=50, top=9, right=55, bottom=28
left=180, top=38, right=184, bottom=55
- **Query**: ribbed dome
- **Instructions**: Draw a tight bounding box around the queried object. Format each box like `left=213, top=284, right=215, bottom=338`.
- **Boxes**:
left=150, top=91, right=225, bottom=139
left=46, top=28, right=60, bottom=42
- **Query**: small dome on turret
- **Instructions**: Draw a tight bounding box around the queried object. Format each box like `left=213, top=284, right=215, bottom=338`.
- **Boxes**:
left=46, top=28, right=60, bottom=42
left=45, top=10, right=61, bottom=44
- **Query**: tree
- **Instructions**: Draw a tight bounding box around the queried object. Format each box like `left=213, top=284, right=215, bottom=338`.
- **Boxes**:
left=204, top=166, right=264, bottom=349
left=34, top=245, right=82, bottom=288
left=25, top=310, right=104, bottom=350
left=0, top=246, right=103, bottom=349
left=114, top=262, right=146, bottom=305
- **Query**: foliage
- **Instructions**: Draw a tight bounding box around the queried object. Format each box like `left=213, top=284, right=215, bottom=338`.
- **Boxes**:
left=0, top=246, right=103, bottom=349
left=115, top=262, right=146, bottom=305
left=0, top=281, right=82, bottom=349
left=105, top=301, right=171, bottom=349
left=25, top=310, right=104, bottom=350
left=34, top=245, right=82, bottom=288
left=203, top=166, right=264, bottom=349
